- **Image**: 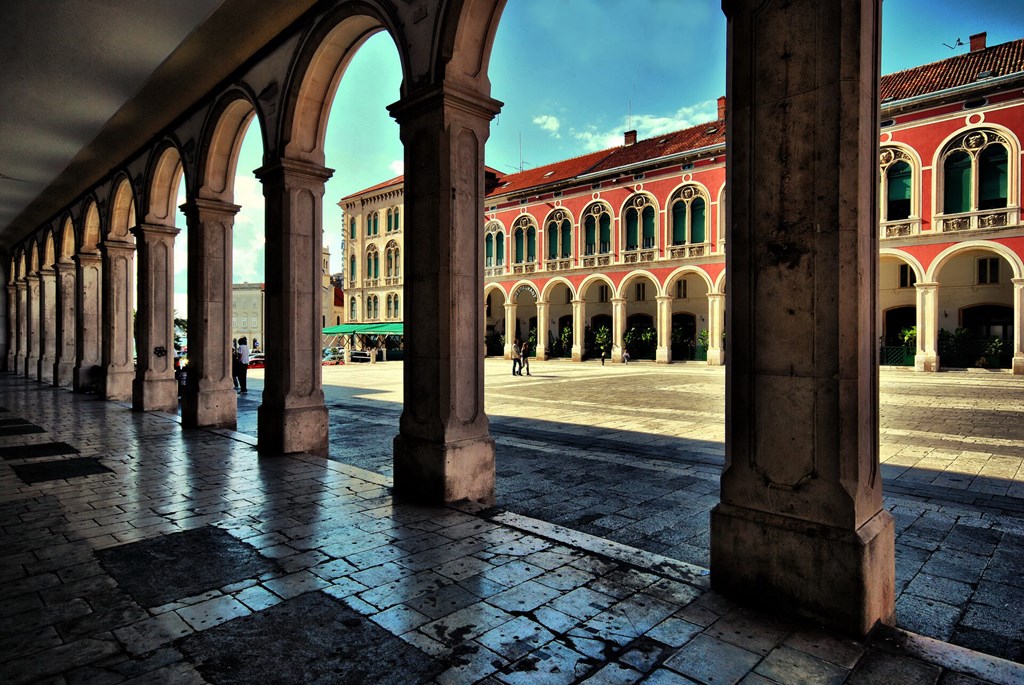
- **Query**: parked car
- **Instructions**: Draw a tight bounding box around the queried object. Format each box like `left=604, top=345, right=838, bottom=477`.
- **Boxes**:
left=248, top=354, right=265, bottom=369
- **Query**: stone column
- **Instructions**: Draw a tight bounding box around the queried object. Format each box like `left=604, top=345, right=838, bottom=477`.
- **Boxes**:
left=7, top=284, right=18, bottom=372
left=610, top=297, right=626, bottom=362
left=1012, top=278, right=1024, bottom=375
left=655, top=295, right=672, bottom=363
left=16, top=280, right=28, bottom=375
left=53, top=260, right=76, bottom=386
left=711, top=0, right=894, bottom=636
left=25, top=273, right=39, bottom=377
left=132, top=223, right=180, bottom=412
left=99, top=238, right=135, bottom=400
left=503, top=301, right=517, bottom=359
left=571, top=299, right=585, bottom=362
left=181, top=198, right=239, bottom=428
left=914, top=282, right=939, bottom=372
left=707, top=292, right=726, bottom=366
left=38, top=266, right=57, bottom=383
left=388, top=84, right=500, bottom=503
left=73, top=252, right=102, bottom=391
left=254, top=158, right=332, bottom=455
left=535, top=300, right=549, bottom=361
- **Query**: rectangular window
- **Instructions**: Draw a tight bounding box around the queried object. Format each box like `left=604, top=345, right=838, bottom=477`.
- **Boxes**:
left=598, top=285, right=609, bottom=303
left=635, top=283, right=646, bottom=301
left=898, top=264, right=916, bottom=289
left=241, top=316, right=248, bottom=328
left=978, top=257, right=1000, bottom=284
left=676, top=280, right=687, bottom=299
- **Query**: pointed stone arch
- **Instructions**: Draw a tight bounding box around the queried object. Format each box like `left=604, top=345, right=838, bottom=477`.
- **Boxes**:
left=145, top=141, right=186, bottom=226
left=107, top=175, right=137, bottom=241
left=81, top=198, right=102, bottom=253
left=198, top=91, right=264, bottom=202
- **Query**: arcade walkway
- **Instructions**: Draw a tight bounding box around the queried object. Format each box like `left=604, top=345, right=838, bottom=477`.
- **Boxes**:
left=1, top=372, right=1021, bottom=684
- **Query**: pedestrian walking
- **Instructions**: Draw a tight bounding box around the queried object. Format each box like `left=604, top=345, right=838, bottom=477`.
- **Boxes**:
left=231, top=342, right=240, bottom=390
left=511, top=339, right=521, bottom=376
left=237, top=337, right=250, bottom=393
left=520, top=340, right=531, bottom=376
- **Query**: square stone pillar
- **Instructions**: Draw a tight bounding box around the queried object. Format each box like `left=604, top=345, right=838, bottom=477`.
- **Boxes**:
left=706, top=292, right=725, bottom=366
left=181, top=199, right=239, bottom=429
left=73, top=253, right=102, bottom=392
left=7, top=284, right=19, bottom=372
left=16, top=280, right=28, bottom=375
left=132, top=224, right=180, bottom=412
left=610, top=297, right=626, bottom=362
left=38, top=267, right=57, bottom=383
left=388, top=85, right=501, bottom=504
left=535, top=301, right=549, bottom=361
left=1012, top=278, right=1023, bottom=375
left=503, top=302, right=516, bottom=359
left=254, top=159, right=332, bottom=456
left=25, top=273, right=39, bottom=378
left=571, top=299, right=585, bottom=361
left=656, top=295, right=672, bottom=363
left=99, top=239, right=135, bottom=400
left=53, top=261, right=76, bottom=387
left=914, top=282, right=940, bottom=372
left=711, top=0, right=895, bottom=636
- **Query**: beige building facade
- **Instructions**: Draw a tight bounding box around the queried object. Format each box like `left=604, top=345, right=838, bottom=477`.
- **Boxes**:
left=230, top=282, right=264, bottom=350
left=339, top=178, right=404, bottom=325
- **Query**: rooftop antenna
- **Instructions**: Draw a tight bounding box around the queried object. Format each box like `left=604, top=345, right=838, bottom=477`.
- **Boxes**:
left=943, top=37, right=964, bottom=49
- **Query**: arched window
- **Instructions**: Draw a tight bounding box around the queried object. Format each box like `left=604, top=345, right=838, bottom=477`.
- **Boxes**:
left=393, top=293, right=399, bottom=318
left=486, top=233, right=494, bottom=267
left=546, top=210, right=573, bottom=261
left=940, top=129, right=1013, bottom=219
left=496, top=231, right=505, bottom=265
left=366, top=246, right=379, bottom=279
left=387, top=251, right=393, bottom=277
left=393, top=206, right=401, bottom=231
left=386, top=208, right=393, bottom=232
left=485, top=222, right=506, bottom=269
left=349, top=297, right=357, bottom=320
left=386, top=294, right=393, bottom=319
left=366, top=212, right=374, bottom=236
left=669, top=186, right=708, bottom=245
left=623, top=195, right=656, bottom=251
left=886, top=161, right=912, bottom=221
left=511, top=217, right=536, bottom=264
left=384, top=240, right=399, bottom=278
left=582, top=204, right=611, bottom=255
left=349, top=217, right=356, bottom=239
left=348, top=255, right=356, bottom=283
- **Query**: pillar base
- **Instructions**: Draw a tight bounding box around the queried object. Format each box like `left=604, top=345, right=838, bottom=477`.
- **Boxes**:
left=38, top=356, right=55, bottom=383
left=656, top=347, right=670, bottom=364
left=257, top=403, right=328, bottom=456
left=25, top=356, right=39, bottom=378
left=535, top=350, right=548, bottom=361
left=101, top=367, right=134, bottom=402
left=710, top=502, right=895, bottom=637
left=393, top=433, right=495, bottom=505
left=915, top=353, right=939, bottom=372
left=571, top=346, right=583, bottom=362
left=1013, top=355, right=1023, bottom=375
left=133, top=377, right=179, bottom=413
left=54, top=361, right=74, bottom=387
left=73, top=364, right=103, bottom=393
left=182, top=387, right=237, bottom=429
left=707, top=348, right=725, bottom=366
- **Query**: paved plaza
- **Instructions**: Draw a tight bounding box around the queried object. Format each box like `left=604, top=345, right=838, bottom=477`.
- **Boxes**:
left=0, top=363, right=1021, bottom=684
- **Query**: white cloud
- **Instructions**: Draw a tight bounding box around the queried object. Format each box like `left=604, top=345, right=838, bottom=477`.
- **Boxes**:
left=570, top=100, right=719, bottom=152
left=389, top=159, right=404, bottom=176
left=532, top=114, right=561, bottom=138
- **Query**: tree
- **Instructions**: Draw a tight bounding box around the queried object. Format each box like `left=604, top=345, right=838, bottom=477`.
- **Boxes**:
left=173, top=311, right=188, bottom=351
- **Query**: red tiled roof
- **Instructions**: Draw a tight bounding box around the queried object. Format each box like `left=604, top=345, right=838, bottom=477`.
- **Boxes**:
left=339, top=175, right=404, bottom=204
left=486, top=149, right=612, bottom=197
left=586, top=120, right=725, bottom=175
left=881, top=37, right=1024, bottom=101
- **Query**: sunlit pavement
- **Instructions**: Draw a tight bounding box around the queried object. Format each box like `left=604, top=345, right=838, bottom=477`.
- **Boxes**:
left=0, top=365, right=1021, bottom=683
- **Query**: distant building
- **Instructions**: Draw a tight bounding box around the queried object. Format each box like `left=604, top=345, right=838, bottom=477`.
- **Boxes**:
left=231, top=282, right=264, bottom=351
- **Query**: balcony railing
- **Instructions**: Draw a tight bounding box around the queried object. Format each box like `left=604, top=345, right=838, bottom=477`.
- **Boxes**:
left=880, top=218, right=921, bottom=239
left=623, top=249, right=656, bottom=264
left=668, top=243, right=708, bottom=259
left=384, top=277, right=401, bottom=285
left=484, top=266, right=502, bottom=278
left=935, top=207, right=1018, bottom=233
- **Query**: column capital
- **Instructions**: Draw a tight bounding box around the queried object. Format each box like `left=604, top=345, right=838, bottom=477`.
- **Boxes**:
left=707, top=291, right=726, bottom=300
left=914, top=281, right=939, bottom=290
left=99, top=238, right=135, bottom=253
left=388, top=82, right=503, bottom=125
left=655, top=295, right=673, bottom=303
left=611, top=297, right=627, bottom=305
left=72, top=251, right=102, bottom=266
left=184, top=197, right=241, bottom=218
left=254, top=157, right=333, bottom=185
left=131, top=223, right=181, bottom=240
left=1012, top=277, right=1024, bottom=287
left=571, top=299, right=586, bottom=307
left=52, top=259, right=75, bottom=274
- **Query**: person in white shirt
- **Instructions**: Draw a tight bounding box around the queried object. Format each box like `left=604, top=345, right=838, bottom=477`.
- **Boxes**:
left=237, top=337, right=250, bottom=393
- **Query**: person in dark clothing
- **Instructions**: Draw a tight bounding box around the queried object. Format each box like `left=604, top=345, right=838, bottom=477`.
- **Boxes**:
left=237, top=337, right=250, bottom=393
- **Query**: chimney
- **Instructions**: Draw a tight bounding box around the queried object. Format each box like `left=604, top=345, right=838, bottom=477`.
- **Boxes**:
left=717, top=95, right=727, bottom=121
left=624, top=130, right=637, bottom=146
left=970, top=32, right=987, bottom=52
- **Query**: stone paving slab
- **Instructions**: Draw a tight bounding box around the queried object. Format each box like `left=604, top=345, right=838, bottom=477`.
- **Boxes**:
left=278, top=360, right=1024, bottom=663
left=1, top=372, right=1023, bottom=685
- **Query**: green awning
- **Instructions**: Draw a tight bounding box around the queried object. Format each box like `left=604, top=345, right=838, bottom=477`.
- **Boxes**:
left=322, top=322, right=404, bottom=335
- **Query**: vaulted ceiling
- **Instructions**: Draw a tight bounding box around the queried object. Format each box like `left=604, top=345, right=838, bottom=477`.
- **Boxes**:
left=0, top=0, right=315, bottom=252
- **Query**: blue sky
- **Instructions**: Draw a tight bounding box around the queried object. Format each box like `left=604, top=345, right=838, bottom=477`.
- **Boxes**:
left=174, top=0, right=1024, bottom=316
